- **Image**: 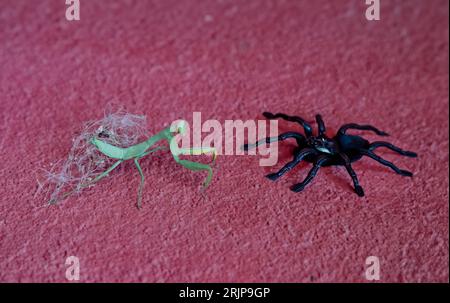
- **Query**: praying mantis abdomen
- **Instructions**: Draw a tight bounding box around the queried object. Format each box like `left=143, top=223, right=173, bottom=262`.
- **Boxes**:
left=91, top=138, right=126, bottom=159
left=91, top=137, right=153, bottom=160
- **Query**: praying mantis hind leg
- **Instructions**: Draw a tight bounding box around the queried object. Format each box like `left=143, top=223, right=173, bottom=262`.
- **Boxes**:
left=90, top=160, right=123, bottom=184
left=48, top=159, right=123, bottom=205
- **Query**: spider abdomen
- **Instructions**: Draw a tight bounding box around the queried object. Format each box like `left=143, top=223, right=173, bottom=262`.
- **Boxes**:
left=336, top=134, right=369, bottom=151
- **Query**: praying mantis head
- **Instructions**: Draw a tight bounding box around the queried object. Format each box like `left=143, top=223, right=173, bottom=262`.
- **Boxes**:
left=170, top=120, right=188, bottom=135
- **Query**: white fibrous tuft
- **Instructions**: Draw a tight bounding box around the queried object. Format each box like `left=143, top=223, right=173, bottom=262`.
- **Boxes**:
left=38, top=110, right=149, bottom=204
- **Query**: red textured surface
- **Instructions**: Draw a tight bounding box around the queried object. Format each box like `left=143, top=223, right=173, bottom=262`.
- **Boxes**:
left=0, top=0, right=448, bottom=282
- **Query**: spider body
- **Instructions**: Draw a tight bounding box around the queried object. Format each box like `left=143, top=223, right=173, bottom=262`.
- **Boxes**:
left=299, top=134, right=369, bottom=166
left=244, top=112, right=417, bottom=197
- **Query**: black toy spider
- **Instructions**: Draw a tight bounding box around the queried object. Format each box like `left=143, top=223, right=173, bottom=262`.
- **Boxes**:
left=243, top=112, right=417, bottom=197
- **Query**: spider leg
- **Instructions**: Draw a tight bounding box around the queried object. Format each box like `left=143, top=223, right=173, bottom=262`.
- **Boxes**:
left=316, top=114, right=326, bottom=136
left=242, top=132, right=305, bottom=151
left=338, top=123, right=389, bottom=136
left=266, top=148, right=316, bottom=181
left=263, top=112, right=313, bottom=137
left=359, top=149, right=413, bottom=177
left=290, top=155, right=329, bottom=193
left=339, top=153, right=364, bottom=197
left=369, top=141, right=417, bottom=158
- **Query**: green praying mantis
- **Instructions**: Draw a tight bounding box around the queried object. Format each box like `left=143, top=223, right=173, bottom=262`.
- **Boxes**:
left=49, top=120, right=216, bottom=209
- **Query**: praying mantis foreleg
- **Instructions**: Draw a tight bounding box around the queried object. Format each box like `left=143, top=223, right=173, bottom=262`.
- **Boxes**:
left=176, top=159, right=214, bottom=188
left=171, top=147, right=217, bottom=188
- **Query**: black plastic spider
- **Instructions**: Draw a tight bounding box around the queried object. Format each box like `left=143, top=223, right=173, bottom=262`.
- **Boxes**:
left=243, top=112, right=417, bottom=197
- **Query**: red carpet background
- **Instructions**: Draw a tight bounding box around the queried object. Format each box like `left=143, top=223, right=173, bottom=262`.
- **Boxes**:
left=0, top=0, right=448, bottom=282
